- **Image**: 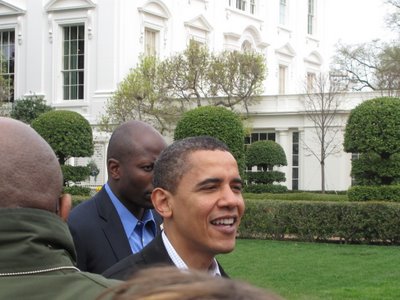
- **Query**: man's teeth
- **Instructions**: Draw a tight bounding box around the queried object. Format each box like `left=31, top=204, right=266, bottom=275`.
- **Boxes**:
left=211, top=218, right=235, bottom=225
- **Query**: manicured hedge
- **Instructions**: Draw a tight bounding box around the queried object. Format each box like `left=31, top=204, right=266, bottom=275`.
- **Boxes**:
left=243, top=184, right=288, bottom=194
left=239, top=199, right=400, bottom=244
left=348, top=185, right=400, bottom=202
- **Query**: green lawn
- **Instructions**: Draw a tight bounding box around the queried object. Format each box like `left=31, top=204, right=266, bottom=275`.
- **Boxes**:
left=218, top=239, right=400, bottom=300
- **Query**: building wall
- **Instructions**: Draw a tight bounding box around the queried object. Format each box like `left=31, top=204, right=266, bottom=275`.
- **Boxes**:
left=0, top=0, right=371, bottom=191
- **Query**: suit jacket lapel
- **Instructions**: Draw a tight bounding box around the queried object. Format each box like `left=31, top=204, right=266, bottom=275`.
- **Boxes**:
left=95, top=189, right=132, bottom=261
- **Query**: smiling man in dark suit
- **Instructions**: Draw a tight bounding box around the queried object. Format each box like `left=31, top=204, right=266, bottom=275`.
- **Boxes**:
left=103, top=136, right=245, bottom=280
left=67, top=120, right=167, bottom=274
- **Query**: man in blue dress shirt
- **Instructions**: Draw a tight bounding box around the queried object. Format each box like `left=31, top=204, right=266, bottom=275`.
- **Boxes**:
left=68, top=120, right=167, bottom=274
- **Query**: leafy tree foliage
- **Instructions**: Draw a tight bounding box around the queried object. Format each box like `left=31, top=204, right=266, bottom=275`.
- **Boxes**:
left=32, top=110, right=94, bottom=186
left=174, top=106, right=246, bottom=173
left=344, top=97, right=400, bottom=185
left=209, top=50, right=266, bottom=113
left=101, top=41, right=266, bottom=132
left=101, top=56, right=180, bottom=134
left=246, top=140, right=287, bottom=185
left=10, top=95, right=53, bottom=124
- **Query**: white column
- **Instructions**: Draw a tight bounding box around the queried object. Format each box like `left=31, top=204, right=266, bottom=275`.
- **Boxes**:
left=276, top=128, right=289, bottom=188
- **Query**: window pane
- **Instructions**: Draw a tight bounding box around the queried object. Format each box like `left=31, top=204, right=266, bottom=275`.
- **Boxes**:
left=78, top=55, right=84, bottom=69
left=293, top=132, right=299, bottom=143
left=244, top=136, right=251, bottom=145
left=292, top=168, right=298, bottom=178
left=71, top=26, right=77, bottom=40
left=251, top=133, right=259, bottom=142
left=78, top=26, right=84, bottom=39
left=292, top=155, right=298, bottom=166
left=63, top=72, right=70, bottom=85
left=260, top=133, right=267, bottom=140
left=71, top=85, right=77, bottom=99
left=268, top=133, right=276, bottom=141
left=78, top=85, right=84, bottom=99
left=64, top=86, right=69, bottom=100
left=293, top=144, right=299, bottom=153
left=78, top=71, right=84, bottom=84
left=71, top=71, right=77, bottom=85
left=78, top=40, right=84, bottom=54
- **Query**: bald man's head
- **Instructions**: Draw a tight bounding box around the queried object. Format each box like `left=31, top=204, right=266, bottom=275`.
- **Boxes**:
left=0, top=117, right=63, bottom=212
left=107, top=120, right=165, bottom=164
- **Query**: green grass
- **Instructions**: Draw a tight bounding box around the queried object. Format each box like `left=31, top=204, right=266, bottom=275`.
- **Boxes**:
left=218, top=239, right=400, bottom=300
left=243, top=192, right=348, bottom=202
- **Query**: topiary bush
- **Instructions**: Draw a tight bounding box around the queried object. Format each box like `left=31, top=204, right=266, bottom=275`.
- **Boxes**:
left=174, top=106, right=245, bottom=173
left=245, top=140, right=287, bottom=191
left=32, top=110, right=94, bottom=164
left=32, top=110, right=94, bottom=186
left=344, top=97, right=400, bottom=185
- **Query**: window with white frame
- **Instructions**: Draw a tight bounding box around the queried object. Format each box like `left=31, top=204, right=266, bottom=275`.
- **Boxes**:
left=279, top=0, right=287, bottom=25
left=0, top=30, right=15, bottom=102
left=307, top=0, right=315, bottom=35
left=279, top=65, right=287, bottom=94
left=62, top=25, right=84, bottom=100
left=307, top=72, right=316, bottom=92
left=250, top=0, right=255, bottom=14
left=144, top=28, right=159, bottom=57
left=236, top=0, right=246, bottom=11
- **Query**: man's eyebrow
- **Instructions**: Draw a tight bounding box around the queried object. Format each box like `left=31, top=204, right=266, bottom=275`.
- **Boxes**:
left=195, top=177, right=243, bottom=189
left=232, top=178, right=244, bottom=185
left=195, top=178, right=223, bottom=189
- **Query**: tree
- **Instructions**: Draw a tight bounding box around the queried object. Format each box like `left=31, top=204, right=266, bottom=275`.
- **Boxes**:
left=343, top=97, right=400, bottom=185
left=100, top=56, right=180, bottom=134
left=162, top=40, right=213, bottom=107
left=174, top=106, right=246, bottom=174
left=10, top=95, right=53, bottom=124
left=101, top=41, right=267, bottom=132
left=303, top=73, right=343, bottom=193
left=331, top=1, right=400, bottom=95
left=32, top=110, right=94, bottom=186
left=209, top=50, right=266, bottom=114
left=385, top=0, right=400, bottom=34
left=246, top=140, right=287, bottom=185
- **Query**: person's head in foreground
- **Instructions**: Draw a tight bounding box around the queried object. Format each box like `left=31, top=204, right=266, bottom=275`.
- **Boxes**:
left=0, top=117, right=69, bottom=215
left=152, top=135, right=245, bottom=270
left=0, top=117, right=119, bottom=299
left=98, top=266, right=283, bottom=300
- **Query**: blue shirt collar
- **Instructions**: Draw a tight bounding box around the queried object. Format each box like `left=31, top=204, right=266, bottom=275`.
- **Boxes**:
left=104, top=183, right=157, bottom=241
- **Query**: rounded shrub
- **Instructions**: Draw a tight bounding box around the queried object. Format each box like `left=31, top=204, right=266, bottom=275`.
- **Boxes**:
left=344, top=97, right=400, bottom=157
left=174, top=106, right=245, bottom=172
left=246, top=140, right=287, bottom=168
left=32, top=110, right=94, bottom=164
left=344, top=97, right=400, bottom=185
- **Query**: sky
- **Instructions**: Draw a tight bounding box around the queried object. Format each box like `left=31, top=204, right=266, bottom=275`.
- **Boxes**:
left=325, top=0, right=395, bottom=57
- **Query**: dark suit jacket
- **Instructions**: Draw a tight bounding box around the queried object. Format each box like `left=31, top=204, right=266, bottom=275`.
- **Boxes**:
left=102, top=233, right=229, bottom=280
left=67, top=187, right=162, bottom=274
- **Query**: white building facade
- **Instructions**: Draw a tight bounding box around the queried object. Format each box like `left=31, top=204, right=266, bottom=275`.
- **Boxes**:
left=0, top=0, right=368, bottom=191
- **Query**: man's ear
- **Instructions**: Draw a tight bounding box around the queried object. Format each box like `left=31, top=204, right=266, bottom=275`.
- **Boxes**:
left=58, top=193, right=72, bottom=221
left=151, top=188, right=173, bottom=218
left=108, top=158, right=121, bottom=180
